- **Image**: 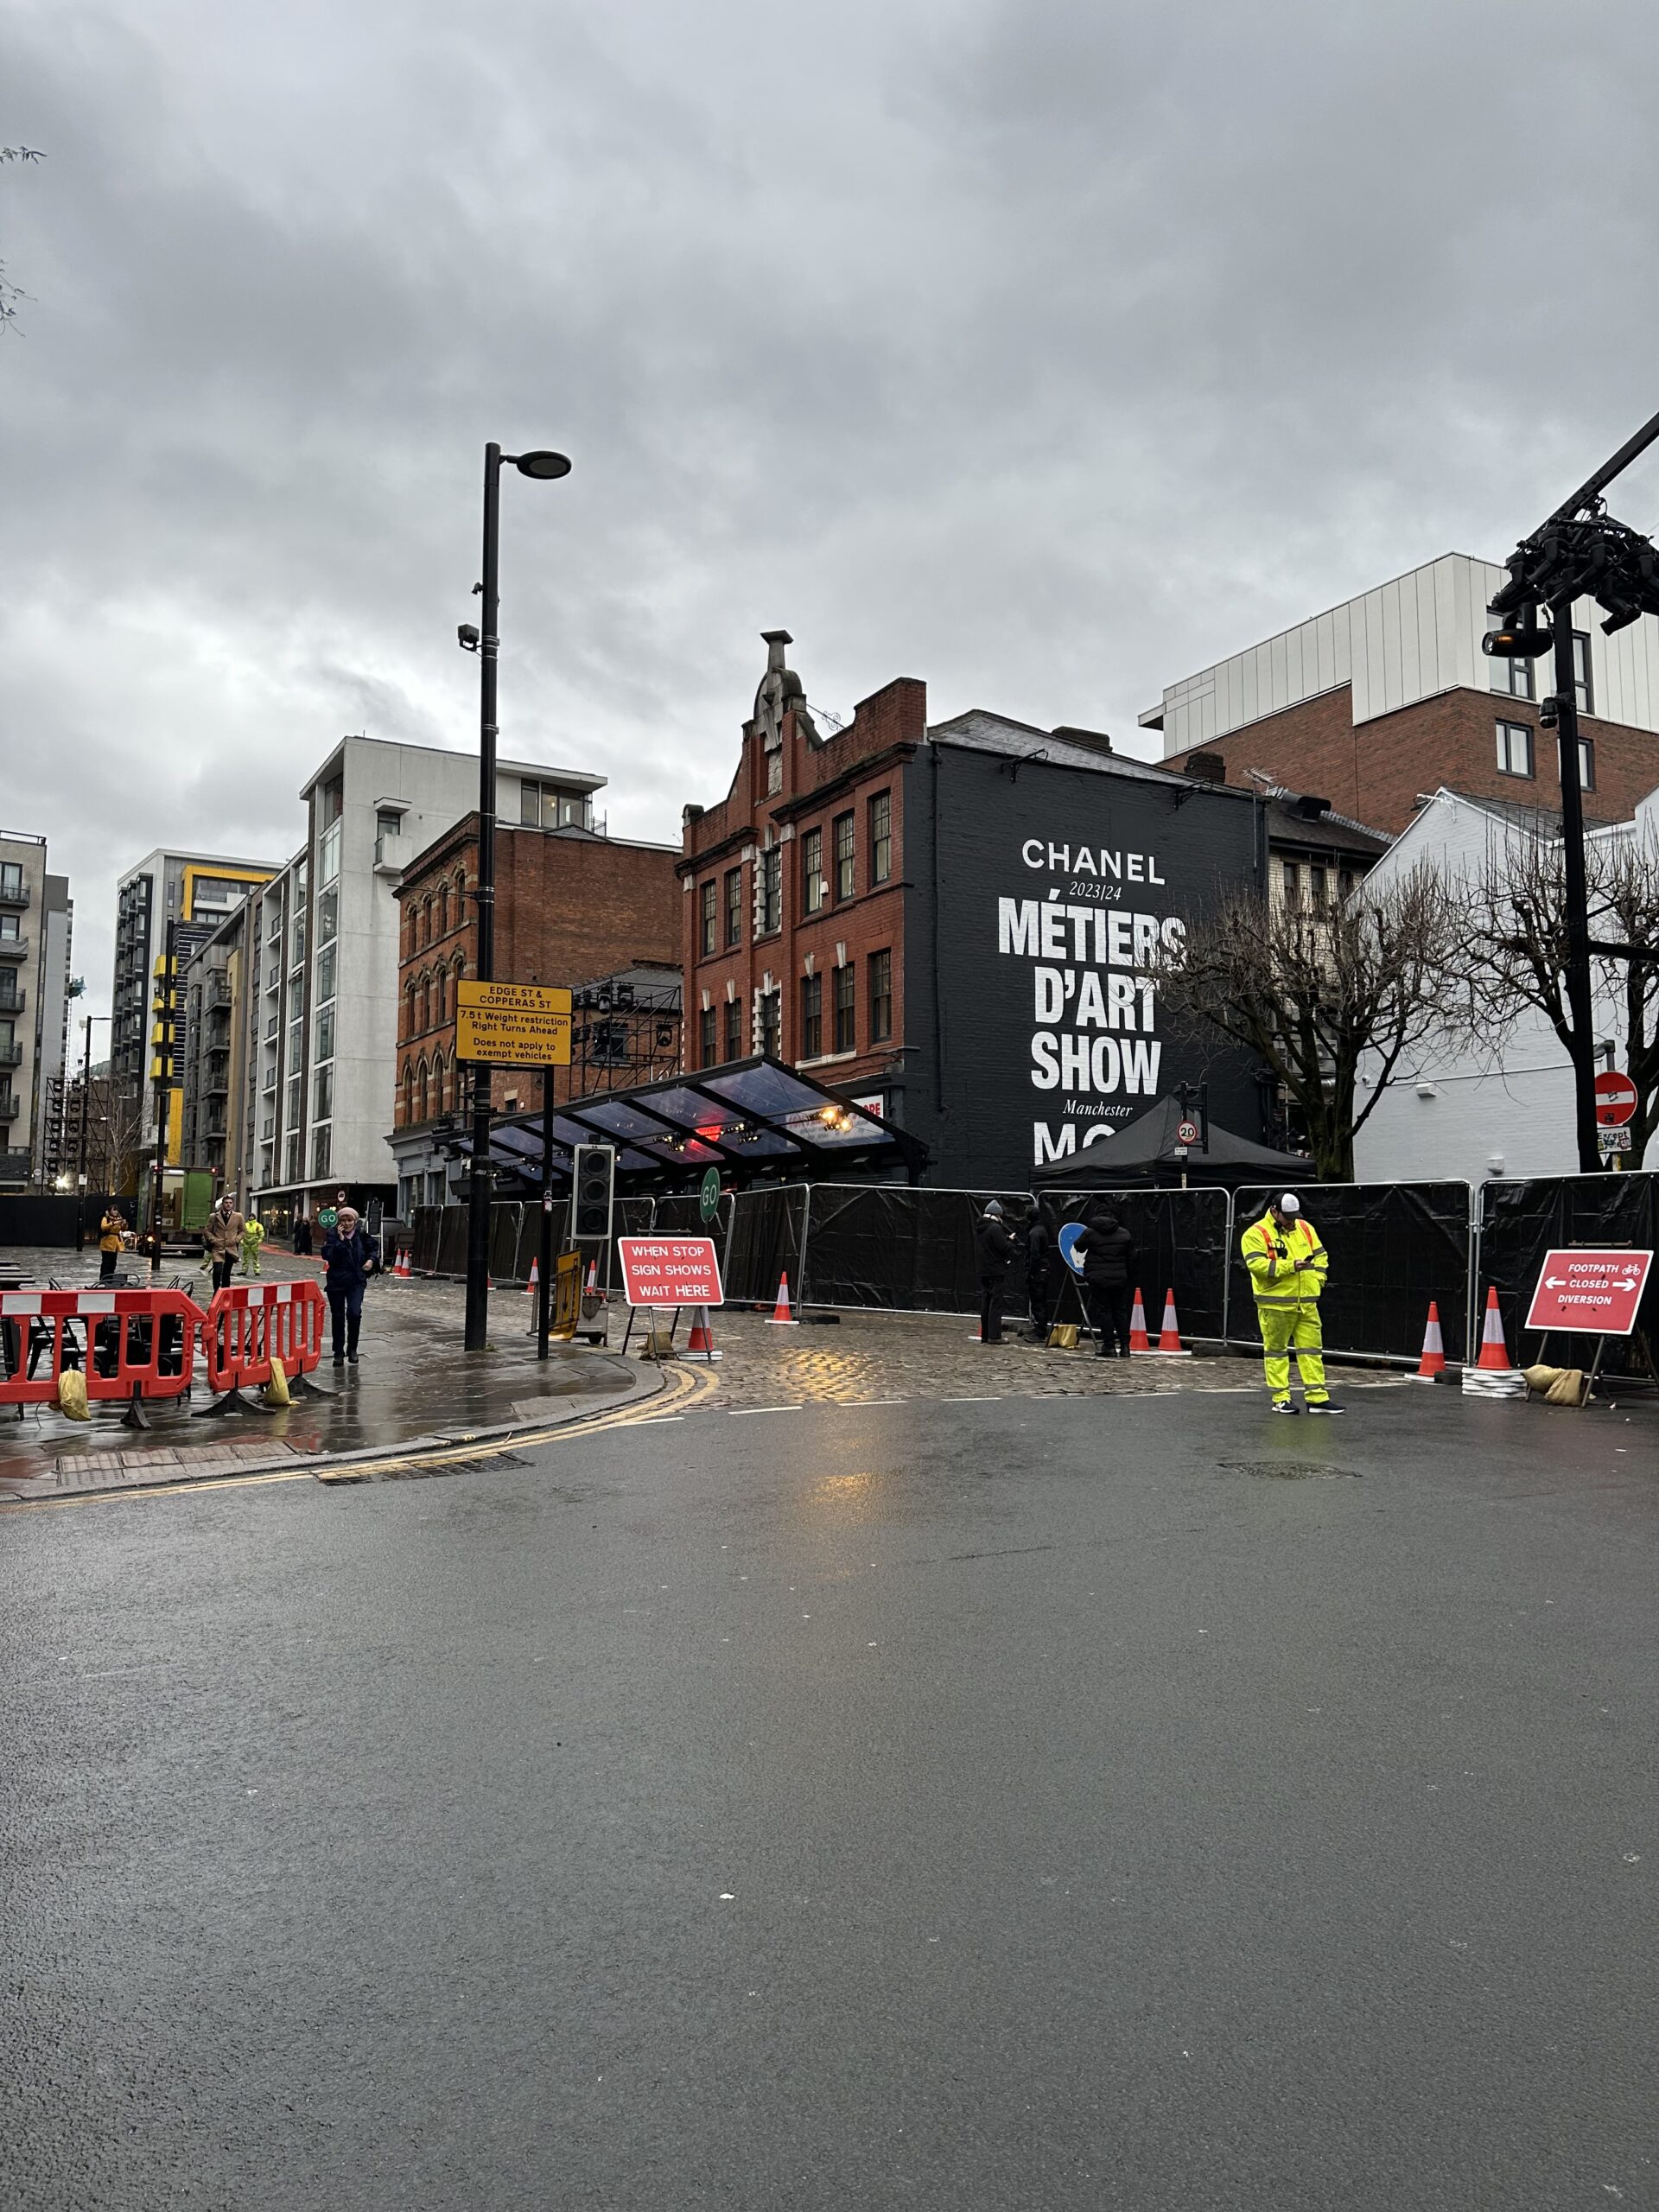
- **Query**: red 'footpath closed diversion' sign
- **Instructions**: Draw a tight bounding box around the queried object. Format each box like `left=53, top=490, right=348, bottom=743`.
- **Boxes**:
left=616, top=1236, right=725, bottom=1309
left=1523, top=1248, right=1654, bottom=1337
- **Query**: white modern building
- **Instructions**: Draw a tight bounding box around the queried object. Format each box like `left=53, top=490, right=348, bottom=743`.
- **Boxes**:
left=248, top=735, right=606, bottom=1229
left=0, top=830, right=73, bottom=1189
left=1353, top=785, right=1659, bottom=1185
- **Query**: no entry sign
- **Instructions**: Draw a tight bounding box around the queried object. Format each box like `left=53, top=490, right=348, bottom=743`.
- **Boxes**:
left=1594, top=1071, right=1638, bottom=1128
left=616, top=1236, right=724, bottom=1309
left=1524, top=1248, right=1654, bottom=1337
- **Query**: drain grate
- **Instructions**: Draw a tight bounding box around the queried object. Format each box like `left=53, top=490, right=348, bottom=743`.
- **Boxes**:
left=1218, top=1459, right=1360, bottom=1481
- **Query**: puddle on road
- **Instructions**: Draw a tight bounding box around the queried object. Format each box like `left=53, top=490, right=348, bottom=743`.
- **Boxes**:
left=1217, top=1459, right=1362, bottom=1481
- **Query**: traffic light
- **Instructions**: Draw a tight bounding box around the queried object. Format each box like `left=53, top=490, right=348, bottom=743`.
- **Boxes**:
left=571, top=1142, right=615, bottom=1242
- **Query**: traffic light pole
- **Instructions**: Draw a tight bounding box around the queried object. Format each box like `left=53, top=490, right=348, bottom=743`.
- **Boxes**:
left=536, top=1069, right=555, bottom=1360
left=464, top=444, right=502, bottom=1354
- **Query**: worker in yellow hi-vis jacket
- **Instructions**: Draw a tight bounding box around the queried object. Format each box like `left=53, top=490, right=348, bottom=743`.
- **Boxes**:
left=1240, top=1192, right=1344, bottom=1415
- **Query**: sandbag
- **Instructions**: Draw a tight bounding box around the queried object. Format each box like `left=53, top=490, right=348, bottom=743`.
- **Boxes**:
left=264, top=1356, right=289, bottom=1408
left=1047, top=1323, right=1079, bottom=1350
left=58, top=1370, right=90, bottom=1421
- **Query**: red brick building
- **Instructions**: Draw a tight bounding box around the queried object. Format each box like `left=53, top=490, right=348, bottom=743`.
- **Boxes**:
left=389, top=813, right=679, bottom=1212
left=679, top=632, right=918, bottom=1111
left=1142, top=552, right=1659, bottom=833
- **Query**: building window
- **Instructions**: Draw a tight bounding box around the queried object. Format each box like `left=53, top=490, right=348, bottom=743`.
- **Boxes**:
left=1487, top=607, right=1534, bottom=701
left=1573, top=632, right=1593, bottom=716
left=0, top=864, right=21, bottom=899
left=759, top=848, right=782, bottom=936
left=699, top=1005, right=716, bottom=1067
left=318, top=817, right=341, bottom=887
left=869, top=949, right=893, bottom=1042
left=700, top=880, right=717, bottom=958
left=311, top=1126, right=331, bottom=1179
left=315, top=1006, right=334, bottom=1064
left=313, top=1065, right=333, bottom=1122
left=316, top=944, right=337, bottom=1006
left=1573, top=736, right=1596, bottom=791
left=766, top=747, right=782, bottom=798
left=760, top=988, right=781, bottom=1058
left=376, top=808, right=402, bottom=842
left=1497, top=720, right=1535, bottom=779
left=1309, top=864, right=1327, bottom=909
left=520, top=780, right=591, bottom=830
left=1281, top=860, right=1300, bottom=906
left=869, top=791, right=892, bottom=884
left=802, top=827, right=825, bottom=914
left=800, top=972, right=823, bottom=1058
left=724, top=998, right=743, bottom=1064
left=833, top=962, right=855, bottom=1053
left=834, top=811, right=855, bottom=902
left=725, top=868, right=743, bottom=948
left=285, top=1074, right=302, bottom=1130
left=285, top=1133, right=302, bottom=1183
left=437, top=884, right=449, bottom=937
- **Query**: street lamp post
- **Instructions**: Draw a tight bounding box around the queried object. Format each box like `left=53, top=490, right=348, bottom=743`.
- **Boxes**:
left=461, top=443, right=570, bottom=1353
left=73, top=1012, right=111, bottom=1251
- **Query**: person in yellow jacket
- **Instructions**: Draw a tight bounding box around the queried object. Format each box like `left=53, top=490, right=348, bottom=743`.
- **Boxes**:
left=239, top=1213, right=266, bottom=1277
left=98, top=1205, right=128, bottom=1285
left=1240, top=1192, right=1344, bottom=1415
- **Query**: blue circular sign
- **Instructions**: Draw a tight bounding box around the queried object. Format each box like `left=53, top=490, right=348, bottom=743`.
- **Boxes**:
left=1058, top=1222, right=1088, bottom=1275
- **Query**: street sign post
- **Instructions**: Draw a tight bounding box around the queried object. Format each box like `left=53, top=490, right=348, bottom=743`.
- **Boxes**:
left=1593, top=1070, right=1638, bottom=1128
left=1175, top=1119, right=1200, bottom=1147
left=1523, top=1249, right=1654, bottom=1337
left=456, top=982, right=572, bottom=1067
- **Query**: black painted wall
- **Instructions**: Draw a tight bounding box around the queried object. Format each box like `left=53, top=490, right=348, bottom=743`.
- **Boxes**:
left=901, top=741, right=1266, bottom=1191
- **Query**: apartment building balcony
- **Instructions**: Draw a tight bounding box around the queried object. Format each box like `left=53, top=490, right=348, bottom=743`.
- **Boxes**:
left=373, top=830, right=410, bottom=875
left=0, top=1042, right=22, bottom=1068
left=0, top=987, right=25, bottom=1018
left=0, top=935, right=28, bottom=963
left=0, top=1096, right=21, bottom=1122
left=0, top=881, right=30, bottom=911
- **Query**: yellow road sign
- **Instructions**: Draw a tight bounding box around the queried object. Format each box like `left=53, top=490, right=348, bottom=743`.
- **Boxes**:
left=456, top=981, right=572, bottom=1065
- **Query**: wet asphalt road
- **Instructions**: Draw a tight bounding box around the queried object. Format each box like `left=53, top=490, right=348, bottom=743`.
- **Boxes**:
left=3, top=1387, right=1656, bottom=2211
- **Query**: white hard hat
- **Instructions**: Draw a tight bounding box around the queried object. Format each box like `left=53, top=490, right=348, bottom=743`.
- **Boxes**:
left=1278, top=1192, right=1301, bottom=1215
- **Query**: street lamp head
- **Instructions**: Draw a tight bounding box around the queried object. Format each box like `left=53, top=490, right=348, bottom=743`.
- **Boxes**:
left=511, top=450, right=572, bottom=481
left=1482, top=613, right=1553, bottom=659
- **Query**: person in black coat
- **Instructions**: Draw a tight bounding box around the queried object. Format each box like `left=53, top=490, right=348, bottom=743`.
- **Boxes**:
left=321, top=1206, right=380, bottom=1365
left=1073, top=1205, right=1136, bottom=1357
left=973, top=1198, right=1015, bottom=1344
left=1025, top=1205, right=1057, bottom=1342
left=291, top=1214, right=313, bottom=1257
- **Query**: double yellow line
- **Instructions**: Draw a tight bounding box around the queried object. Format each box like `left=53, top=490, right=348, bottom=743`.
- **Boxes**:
left=4, top=1358, right=721, bottom=1514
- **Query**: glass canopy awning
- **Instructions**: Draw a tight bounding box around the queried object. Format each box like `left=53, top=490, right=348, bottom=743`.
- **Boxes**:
left=441, top=1055, right=927, bottom=1192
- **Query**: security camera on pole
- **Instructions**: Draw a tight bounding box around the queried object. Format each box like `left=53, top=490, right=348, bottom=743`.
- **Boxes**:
left=457, top=443, right=571, bottom=1353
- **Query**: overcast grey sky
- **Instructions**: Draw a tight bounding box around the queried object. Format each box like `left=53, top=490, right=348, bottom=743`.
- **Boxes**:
left=6, top=0, right=1659, bottom=1024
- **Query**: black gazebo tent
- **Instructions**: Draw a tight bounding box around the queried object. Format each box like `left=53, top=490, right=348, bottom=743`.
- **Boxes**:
left=1031, top=1097, right=1313, bottom=1192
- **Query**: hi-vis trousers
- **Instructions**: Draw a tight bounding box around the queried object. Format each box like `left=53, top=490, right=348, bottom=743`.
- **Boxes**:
left=1256, top=1301, right=1329, bottom=1405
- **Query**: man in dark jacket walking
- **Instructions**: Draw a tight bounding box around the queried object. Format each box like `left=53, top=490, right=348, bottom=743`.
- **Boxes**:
left=973, top=1198, right=1015, bottom=1344
left=1025, top=1205, right=1056, bottom=1342
left=1073, top=1205, right=1136, bottom=1357
left=321, top=1205, right=380, bottom=1366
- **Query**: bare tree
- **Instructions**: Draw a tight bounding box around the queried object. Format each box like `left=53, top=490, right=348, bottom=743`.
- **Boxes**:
left=1460, top=823, right=1659, bottom=1168
left=1, top=146, right=42, bottom=334
left=1152, top=864, right=1461, bottom=1180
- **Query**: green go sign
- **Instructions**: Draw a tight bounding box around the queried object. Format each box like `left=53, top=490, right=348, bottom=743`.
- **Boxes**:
left=699, top=1168, right=721, bottom=1223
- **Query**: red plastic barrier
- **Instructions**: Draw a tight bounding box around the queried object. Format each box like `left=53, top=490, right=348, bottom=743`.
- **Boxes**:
left=0, top=1287, right=200, bottom=1409
left=201, top=1281, right=327, bottom=1398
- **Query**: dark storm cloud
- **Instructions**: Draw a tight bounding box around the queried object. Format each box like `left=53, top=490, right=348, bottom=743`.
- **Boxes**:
left=4, top=0, right=1659, bottom=1017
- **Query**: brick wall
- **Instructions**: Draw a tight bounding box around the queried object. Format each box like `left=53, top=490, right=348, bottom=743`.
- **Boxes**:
left=1163, top=683, right=1659, bottom=833
left=680, top=675, right=925, bottom=1094
left=394, top=820, right=680, bottom=1127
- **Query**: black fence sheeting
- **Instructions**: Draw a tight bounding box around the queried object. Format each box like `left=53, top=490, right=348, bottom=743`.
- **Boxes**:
left=1479, top=1173, right=1658, bottom=1374
left=799, top=1186, right=1030, bottom=1314
left=1229, top=1183, right=1471, bottom=1363
left=1044, top=1188, right=1233, bottom=1342
left=0, top=1194, right=137, bottom=1252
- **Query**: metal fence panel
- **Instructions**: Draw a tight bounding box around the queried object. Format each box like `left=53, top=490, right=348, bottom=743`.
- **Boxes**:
left=1230, top=1182, right=1471, bottom=1363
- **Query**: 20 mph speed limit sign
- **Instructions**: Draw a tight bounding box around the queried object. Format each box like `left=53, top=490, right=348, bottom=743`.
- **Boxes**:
left=1594, top=1071, right=1638, bottom=1128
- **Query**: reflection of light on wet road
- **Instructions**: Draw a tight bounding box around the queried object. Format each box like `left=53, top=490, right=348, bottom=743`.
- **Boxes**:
left=806, top=1470, right=882, bottom=1513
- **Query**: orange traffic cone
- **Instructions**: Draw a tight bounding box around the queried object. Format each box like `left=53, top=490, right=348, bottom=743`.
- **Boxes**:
left=584, top=1261, right=598, bottom=1299
left=1475, top=1286, right=1511, bottom=1370
left=765, top=1271, right=798, bottom=1325
left=524, top=1257, right=538, bottom=1297
left=397, top=1247, right=411, bottom=1279
left=1413, top=1300, right=1446, bottom=1381
left=1153, top=1289, right=1192, bottom=1356
left=1127, top=1287, right=1154, bottom=1354
left=686, top=1307, right=721, bottom=1360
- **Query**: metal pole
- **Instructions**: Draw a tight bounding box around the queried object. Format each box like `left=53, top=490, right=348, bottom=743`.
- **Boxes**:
left=464, top=442, right=502, bottom=1352
left=149, top=918, right=175, bottom=1275
left=537, top=1065, right=555, bottom=1358
left=75, top=1014, right=92, bottom=1250
left=1550, top=594, right=1603, bottom=1174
